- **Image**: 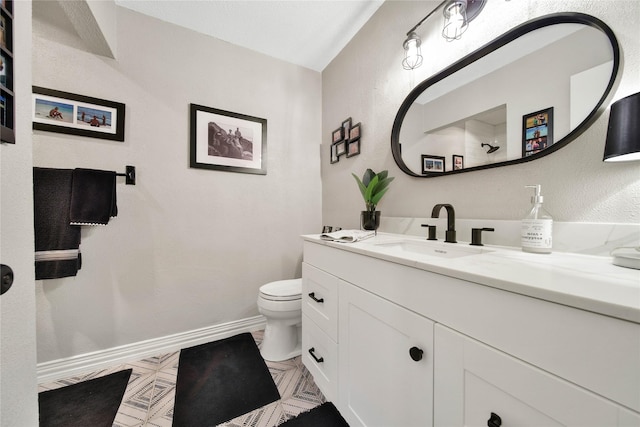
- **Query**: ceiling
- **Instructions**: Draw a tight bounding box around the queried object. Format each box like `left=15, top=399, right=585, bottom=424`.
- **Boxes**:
left=115, top=0, right=385, bottom=72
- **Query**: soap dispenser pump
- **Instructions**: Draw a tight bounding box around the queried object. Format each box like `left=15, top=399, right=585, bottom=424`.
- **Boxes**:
left=521, top=185, right=553, bottom=254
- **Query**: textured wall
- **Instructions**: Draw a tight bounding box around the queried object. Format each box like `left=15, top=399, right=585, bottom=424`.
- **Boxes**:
left=322, top=0, right=640, bottom=229
left=0, top=1, right=39, bottom=423
left=32, top=6, right=322, bottom=362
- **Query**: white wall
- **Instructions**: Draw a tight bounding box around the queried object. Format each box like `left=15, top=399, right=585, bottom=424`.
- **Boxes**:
left=0, top=1, right=38, bottom=423
left=322, top=0, right=640, bottom=228
left=32, top=6, right=322, bottom=363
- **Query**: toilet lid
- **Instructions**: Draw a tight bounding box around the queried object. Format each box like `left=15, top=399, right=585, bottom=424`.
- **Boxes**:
left=260, top=278, right=302, bottom=301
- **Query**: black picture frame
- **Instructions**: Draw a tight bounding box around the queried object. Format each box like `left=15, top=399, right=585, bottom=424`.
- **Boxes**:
left=332, top=127, right=343, bottom=143
left=452, top=154, right=464, bottom=170
left=341, top=117, right=352, bottom=139
left=346, top=139, right=360, bottom=157
left=421, top=155, right=446, bottom=174
left=522, top=107, right=553, bottom=158
left=1, top=0, right=14, bottom=144
left=32, top=86, right=126, bottom=141
left=189, top=103, right=267, bottom=175
left=349, top=122, right=361, bottom=142
left=335, top=140, right=347, bottom=157
left=330, top=142, right=339, bottom=164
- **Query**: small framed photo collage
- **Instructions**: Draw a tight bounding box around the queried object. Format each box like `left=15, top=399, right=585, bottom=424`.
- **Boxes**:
left=330, top=116, right=361, bottom=164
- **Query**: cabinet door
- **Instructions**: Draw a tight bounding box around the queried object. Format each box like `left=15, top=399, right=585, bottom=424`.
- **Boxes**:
left=434, top=325, right=632, bottom=426
left=339, top=282, right=434, bottom=427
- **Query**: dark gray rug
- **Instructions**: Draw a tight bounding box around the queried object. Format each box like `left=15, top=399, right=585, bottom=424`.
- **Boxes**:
left=280, top=402, right=349, bottom=426
left=38, top=368, right=132, bottom=427
left=172, top=332, right=281, bottom=426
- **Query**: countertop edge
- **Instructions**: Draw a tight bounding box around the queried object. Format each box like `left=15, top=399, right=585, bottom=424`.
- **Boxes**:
left=302, top=234, right=640, bottom=324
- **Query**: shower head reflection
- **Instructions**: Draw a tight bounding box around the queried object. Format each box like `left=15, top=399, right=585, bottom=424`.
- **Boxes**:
left=481, top=143, right=500, bottom=153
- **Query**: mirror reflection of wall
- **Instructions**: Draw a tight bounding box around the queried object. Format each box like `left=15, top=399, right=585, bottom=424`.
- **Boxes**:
left=394, top=17, right=617, bottom=177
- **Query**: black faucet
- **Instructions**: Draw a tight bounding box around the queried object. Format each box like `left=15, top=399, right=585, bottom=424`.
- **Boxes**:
left=431, top=204, right=456, bottom=243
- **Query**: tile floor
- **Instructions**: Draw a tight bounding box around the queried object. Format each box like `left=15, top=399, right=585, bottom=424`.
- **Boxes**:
left=37, top=331, right=326, bottom=427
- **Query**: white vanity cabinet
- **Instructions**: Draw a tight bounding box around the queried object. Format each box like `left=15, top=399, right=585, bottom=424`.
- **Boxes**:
left=301, top=238, right=640, bottom=426
left=435, top=324, right=640, bottom=426
left=338, top=281, right=434, bottom=427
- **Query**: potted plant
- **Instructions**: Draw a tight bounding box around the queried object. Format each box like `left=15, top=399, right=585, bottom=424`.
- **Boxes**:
left=352, top=168, right=394, bottom=231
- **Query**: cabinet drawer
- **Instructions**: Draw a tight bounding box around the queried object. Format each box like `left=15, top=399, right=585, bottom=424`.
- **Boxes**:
left=302, top=263, right=339, bottom=341
left=301, top=314, right=338, bottom=402
left=435, top=325, right=638, bottom=426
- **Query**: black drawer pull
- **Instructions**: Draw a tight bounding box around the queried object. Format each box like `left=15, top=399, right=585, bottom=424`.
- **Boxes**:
left=308, top=292, right=324, bottom=303
left=308, top=347, right=324, bottom=363
left=488, top=412, right=502, bottom=427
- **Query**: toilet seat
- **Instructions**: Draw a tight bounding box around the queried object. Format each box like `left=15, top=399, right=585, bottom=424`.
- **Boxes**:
left=259, top=279, right=302, bottom=302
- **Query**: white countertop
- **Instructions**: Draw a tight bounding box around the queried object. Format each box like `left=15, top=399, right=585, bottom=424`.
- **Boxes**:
left=303, top=232, right=640, bottom=324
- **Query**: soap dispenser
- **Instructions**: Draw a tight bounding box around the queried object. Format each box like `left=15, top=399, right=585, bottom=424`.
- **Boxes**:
left=521, top=185, right=553, bottom=254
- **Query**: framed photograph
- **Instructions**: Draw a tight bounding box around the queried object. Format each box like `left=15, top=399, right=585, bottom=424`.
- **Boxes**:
left=190, top=103, right=267, bottom=175
left=330, top=142, right=339, bottom=164
left=349, top=122, right=361, bottom=141
left=452, top=154, right=464, bottom=170
left=0, top=50, right=11, bottom=90
left=336, top=140, right=347, bottom=157
left=341, top=117, right=352, bottom=138
left=32, top=87, right=125, bottom=141
left=421, top=155, right=446, bottom=174
left=522, top=107, right=553, bottom=157
left=332, top=127, right=343, bottom=143
left=346, top=139, right=360, bottom=157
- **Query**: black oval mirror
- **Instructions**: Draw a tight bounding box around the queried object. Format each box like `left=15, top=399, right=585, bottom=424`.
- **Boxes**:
left=391, top=13, right=619, bottom=177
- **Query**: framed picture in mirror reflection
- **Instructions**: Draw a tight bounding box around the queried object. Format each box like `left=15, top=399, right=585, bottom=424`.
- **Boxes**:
left=453, top=154, right=464, bottom=170
left=522, top=107, right=553, bottom=157
left=421, top=155, right=445, bottom=174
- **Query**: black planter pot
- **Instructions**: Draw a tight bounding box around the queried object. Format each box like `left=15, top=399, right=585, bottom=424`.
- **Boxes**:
left=361, top=210, right=380, bottom=231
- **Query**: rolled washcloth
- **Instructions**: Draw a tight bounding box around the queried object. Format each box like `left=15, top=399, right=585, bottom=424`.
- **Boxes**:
left=69, top=168, right=117, bottom=225
left=33, top=168, right=82, bottom=280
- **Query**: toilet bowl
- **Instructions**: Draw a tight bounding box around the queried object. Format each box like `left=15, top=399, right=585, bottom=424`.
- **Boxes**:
left=257, top=278, right=302, bottom=362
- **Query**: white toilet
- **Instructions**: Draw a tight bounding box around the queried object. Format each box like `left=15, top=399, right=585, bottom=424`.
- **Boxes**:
left=257, top=278, right=302, bottom=361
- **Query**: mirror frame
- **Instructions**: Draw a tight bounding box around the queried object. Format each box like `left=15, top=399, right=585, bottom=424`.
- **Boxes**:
left=391, top=12, right=620, bottom=178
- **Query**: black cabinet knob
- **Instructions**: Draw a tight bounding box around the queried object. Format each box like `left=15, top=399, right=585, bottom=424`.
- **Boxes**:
left=1, top=264, right=14, bottom=296
left=487, top=412, right=502, bottom=427
left=409, top=346, right=423, bottom=361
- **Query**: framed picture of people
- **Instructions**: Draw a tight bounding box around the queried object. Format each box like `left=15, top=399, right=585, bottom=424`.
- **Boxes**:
left=32, top=86, right=126, bottom=141
left=522, top=107, right=553, bottom=157
left=189, top=103, right=267, bottom=175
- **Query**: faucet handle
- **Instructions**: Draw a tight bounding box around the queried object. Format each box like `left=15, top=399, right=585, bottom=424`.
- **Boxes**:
left=470, top=228, right=494, bottom=246
left=421, top=224, right=437, bottom=241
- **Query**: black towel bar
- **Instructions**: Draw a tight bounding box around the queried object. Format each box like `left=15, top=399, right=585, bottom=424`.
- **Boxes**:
left=116, top=165, right=136, bottom=185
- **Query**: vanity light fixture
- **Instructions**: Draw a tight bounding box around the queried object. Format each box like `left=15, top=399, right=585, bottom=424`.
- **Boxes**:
left=402, top=32, right=423, bottom=70
left=442, top=0, right=468, bottom=41
left=402, top=0, right=486, bottom=70
left=603, top=92, right=640, bottom=162
left=443, top=0, right=486, bottom=42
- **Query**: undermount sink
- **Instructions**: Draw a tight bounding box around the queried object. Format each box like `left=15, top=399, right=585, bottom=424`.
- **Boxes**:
left=372, top=240, right=493, bottom=259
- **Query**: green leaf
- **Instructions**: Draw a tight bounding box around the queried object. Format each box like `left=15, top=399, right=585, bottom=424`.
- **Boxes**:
left=362, top=169, right=376, bottom=187
left=352, top=173, right=367, bottom=198
left=364, top=175, right=379, bottom=203
left=371, top=187, right=389, bottom=206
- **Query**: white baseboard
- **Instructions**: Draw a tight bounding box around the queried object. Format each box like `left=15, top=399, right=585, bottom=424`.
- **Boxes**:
left=37, top=315, right=267, bottom=384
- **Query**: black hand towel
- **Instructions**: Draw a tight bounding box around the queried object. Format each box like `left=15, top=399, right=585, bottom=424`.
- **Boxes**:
left=33, top=168, right=82, bottom=280
left=70, top=168, right=117, bottom=225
